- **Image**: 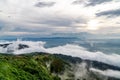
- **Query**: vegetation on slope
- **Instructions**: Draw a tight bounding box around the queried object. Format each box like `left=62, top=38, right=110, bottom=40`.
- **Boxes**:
left=0, top=53, right=119, bottom=80
left=0, top=53, right=67, bottom=80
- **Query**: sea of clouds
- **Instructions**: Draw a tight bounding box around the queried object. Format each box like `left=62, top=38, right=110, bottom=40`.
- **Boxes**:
left=0, top=40, right=120, bottom=67
left=0, top=40, right=120, bottom=79
left=90, top=68, right=120, bottom=79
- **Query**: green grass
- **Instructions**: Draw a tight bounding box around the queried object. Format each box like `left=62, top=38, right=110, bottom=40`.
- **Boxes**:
left=0, top=53, right=65, bottom=80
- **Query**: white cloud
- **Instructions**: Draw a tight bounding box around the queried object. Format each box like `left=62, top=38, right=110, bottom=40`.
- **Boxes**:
left=90, top=68, right=120, bottom=79
left=0, top=0, right=120, bottom=37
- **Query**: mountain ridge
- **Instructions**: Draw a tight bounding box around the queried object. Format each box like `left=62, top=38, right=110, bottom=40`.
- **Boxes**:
left=0, top=52, right=120, bottom=80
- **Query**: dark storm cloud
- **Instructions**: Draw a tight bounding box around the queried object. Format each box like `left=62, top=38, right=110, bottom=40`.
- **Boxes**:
left=26, top=18, right=70, bottom=27
left=0, top=10, right=2, bottom=12
left=39, top=18, right=73, bottom=26
left=0, top=21, right=5, bottom=30
left=96, top=9, right=120, bottom=17
left=28, top=17, right=87, bottom=27
left=0, top=27, right=2, bottom=30
left=34, top=1, right=55, bottom=8
left=72, top=0, right=83, bottom=4
left=72, top=0, right=112, bottom=6
left=87, top=0, right=112, bottom=6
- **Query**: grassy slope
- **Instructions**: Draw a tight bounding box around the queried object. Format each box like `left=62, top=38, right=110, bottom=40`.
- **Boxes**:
left=0, top=53, right=64, bottom=80
left=0, top=53, right=119, bottom=80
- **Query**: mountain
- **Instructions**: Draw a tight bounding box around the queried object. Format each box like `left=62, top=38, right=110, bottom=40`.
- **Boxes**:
left=0, top=52, right=120, bottom=80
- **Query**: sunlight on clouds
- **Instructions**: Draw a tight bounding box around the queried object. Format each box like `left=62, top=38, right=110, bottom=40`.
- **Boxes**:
left=0, top=0, right=120, bottom=37
left=86, top=20, right=100, bottom=30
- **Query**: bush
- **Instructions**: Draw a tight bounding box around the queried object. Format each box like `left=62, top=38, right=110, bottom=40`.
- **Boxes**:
left=50, top=58, right=65, bottom=74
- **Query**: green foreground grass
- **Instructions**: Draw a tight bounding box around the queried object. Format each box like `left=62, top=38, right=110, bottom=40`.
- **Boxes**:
left=0, top=53, right=66, bottom=80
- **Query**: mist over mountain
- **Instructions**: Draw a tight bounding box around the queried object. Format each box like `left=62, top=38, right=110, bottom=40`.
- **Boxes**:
left=0, top=0, right=120, bottom=79
left=0, top=39, right=120, bottom=80
left=0, top=52, right=120, bottom=80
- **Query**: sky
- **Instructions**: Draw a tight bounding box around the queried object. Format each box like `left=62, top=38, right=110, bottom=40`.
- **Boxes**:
left=0, top=0, right=120, bottom=38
